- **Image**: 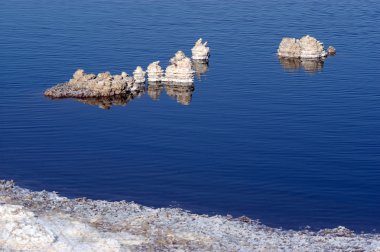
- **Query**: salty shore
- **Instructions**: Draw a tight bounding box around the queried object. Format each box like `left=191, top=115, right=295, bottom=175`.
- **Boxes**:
left=1, top=180, right=379, bottom=251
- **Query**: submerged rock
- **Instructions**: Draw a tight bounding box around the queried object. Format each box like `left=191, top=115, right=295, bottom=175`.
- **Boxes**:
left=165, top=51, right=194, bottom=83
left=147, top=61, right=164, bottom=82
left=327, top=46, right=336, bottom=56
left=133, top=66, right=146, bottom=83
left=44, top=69, right=134, bottom=98
left=191, top=38, right=210, bottom=61
left=277, top=35, right=328, bottom=59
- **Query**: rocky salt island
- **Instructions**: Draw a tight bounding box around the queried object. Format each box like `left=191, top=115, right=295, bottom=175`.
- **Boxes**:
left=277, top=35, right=336, bottom=72
left=1, top=180, right=380, bottom=251
left=44, top=69, right=134, bottom=98
left=43, top=38, right=210, bottom=109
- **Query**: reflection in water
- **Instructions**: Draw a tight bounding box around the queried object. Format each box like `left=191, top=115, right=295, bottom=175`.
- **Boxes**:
left=76, top=95, right=134, bottom=110
left=279, top=57, right=324, bottom=73
left=71, top=82, right=195, bottom=108
left=147, top=82, right=164, bottom=101
left=165, top=84, right=195, bottom=106
left=193, top=60, right=209, bottom=79
left=63, top=82, right=196, bottom=109
left=75, top=84, right=145, bottom=110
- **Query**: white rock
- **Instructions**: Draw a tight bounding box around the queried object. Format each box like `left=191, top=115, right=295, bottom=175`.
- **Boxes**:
left=0, top=205, right=55, bottom=251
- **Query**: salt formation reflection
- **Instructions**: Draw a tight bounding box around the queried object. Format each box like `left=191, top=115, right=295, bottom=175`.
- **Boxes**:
left=278, top=57, right=324, bottom=73
left=74, top=84, right=145, bottom=110
left=193, top=60, right=209, bottom=79
left=165, top=84, right=195, bottom=106
left=147, top=83, right=164, bottom=101
left=68, top=82, right=196, bottom=109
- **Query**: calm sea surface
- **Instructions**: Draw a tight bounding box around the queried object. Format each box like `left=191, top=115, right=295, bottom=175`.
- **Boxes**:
left=1, top=0, right=380, bottom=231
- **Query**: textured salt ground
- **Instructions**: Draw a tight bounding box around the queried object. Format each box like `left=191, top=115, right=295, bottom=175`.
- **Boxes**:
left=1, top=180, right=379, bottom=251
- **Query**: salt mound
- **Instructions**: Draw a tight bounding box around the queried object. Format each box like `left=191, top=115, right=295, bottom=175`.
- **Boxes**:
left=133, top=66, right=146, bottom=83
left=165, top=51, right=194, bottom=83
left=147, top=61, right=164, bottom=82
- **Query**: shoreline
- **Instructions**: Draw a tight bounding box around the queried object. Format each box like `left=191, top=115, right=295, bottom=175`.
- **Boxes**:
left=1, top=180, right=379, bottom=251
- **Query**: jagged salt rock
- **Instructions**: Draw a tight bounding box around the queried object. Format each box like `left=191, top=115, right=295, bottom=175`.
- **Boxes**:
left=277, top=38, right=301, bottom=58
left=133, top=66, right=146, bottom=83
left=165, top=51, right=194, bottom=83
left=121, top=72, right=128, bottom=78
left=147, top=61, right=164, bottom=82
left=44, top=69, right=133, bottom=98
left=278, top=35, right=328, bottom=59
left=73, top=69, right=85, bottom=80
left=299, top=35, right=327, bottom=58
left=191, top=38, right=210, bottom=60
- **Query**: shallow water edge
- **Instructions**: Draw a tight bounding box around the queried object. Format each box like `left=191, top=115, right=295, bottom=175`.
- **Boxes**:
left=1, top=180, right=379, bottom=251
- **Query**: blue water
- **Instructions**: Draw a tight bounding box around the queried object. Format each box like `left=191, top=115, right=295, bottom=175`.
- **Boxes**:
left=1, top=0, right=380, bottom=232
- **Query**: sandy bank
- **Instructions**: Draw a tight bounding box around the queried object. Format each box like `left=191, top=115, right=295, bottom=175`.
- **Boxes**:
left=1, top=180, right=379, bottom=251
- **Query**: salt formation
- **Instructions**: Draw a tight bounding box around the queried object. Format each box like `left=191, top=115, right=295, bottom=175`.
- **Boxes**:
left=44, top=69, right=134, bottom=98
left=165, top=51, right=194, bottom=83
left=133, top=66, right=146, bottom=83
left=191, top=38, right=210, bottom=61
left=277, top=35, right=328, bottom=59
left=146, top=61, right=164, bottom=82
